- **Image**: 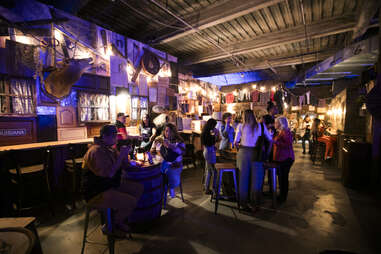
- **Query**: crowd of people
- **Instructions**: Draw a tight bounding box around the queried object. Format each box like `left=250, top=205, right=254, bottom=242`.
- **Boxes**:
left=79, top=102, right=304, bottom=236
left=201, top=102, right=295, bottom=213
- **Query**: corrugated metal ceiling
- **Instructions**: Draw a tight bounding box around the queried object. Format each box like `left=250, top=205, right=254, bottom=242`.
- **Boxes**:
left=75, top=0, right=361, bottom=78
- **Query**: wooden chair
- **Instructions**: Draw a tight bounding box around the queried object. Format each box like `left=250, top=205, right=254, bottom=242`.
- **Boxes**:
left=182, top=144, right=197, bottom=169
left=8, top=148, right=54, bottom=216
left=64, top=144, right=87, bottom=209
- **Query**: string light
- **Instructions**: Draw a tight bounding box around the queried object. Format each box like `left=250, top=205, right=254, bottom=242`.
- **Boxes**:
left=54, top=29, right=63, bottom=42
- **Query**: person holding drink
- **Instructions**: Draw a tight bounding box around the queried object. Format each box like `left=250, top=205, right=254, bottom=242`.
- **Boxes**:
left=151, top=123, right=185, bottom=198
left=82, top=125, right=143, bottom=236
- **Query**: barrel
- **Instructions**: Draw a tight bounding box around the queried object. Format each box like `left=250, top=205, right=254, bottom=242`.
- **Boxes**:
left=125, top=163, right=163, bottom=224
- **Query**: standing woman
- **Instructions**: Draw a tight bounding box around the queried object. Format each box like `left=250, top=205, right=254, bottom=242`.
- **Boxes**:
left=151, top=123, right=185, bottom=198
left=301, top=115, right=311, bottom=154
left=139, top=114, right=156, bottom=152
left=201, top=118, right=220, bottom=194
left=219, top=112, right=235, bottom=152
left=273, top=117, right=294, bottom=203
left=234, top=109, right=272, bottom=212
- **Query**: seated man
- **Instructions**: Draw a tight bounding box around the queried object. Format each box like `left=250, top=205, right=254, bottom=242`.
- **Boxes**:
left=82, top=125, right=143, bottom=235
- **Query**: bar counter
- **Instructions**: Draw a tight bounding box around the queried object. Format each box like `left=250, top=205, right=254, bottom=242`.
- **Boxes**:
left=0, top=138, right=94, bottom=152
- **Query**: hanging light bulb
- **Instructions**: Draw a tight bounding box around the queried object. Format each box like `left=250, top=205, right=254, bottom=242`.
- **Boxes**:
left=252, top=84, right=257, bottom=89
left=260, top=87, right=265, bottom=92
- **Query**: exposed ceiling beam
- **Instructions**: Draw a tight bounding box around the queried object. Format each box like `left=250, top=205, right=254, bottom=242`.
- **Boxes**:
left=157, top=0, right=284, bottom=44
left=184, top=15, right=356, bottom=65
left=352, top=0, right=381, bottom=39
left=193, top=50, right=337, bottom=77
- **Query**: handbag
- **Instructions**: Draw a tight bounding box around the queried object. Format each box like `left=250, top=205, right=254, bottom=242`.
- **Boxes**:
left=253, top=123, right=269, bottom=162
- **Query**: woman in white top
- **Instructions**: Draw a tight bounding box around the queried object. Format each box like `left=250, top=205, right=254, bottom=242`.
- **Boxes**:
left=234, top=109, right=272, bottom=212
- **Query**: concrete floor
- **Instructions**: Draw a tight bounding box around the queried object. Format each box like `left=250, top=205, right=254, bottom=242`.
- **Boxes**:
left=37, top=144, right=381, bottom=254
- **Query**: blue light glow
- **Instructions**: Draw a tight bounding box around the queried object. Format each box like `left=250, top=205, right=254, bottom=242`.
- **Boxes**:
left=37, top=106, right=56, bottom=115
left=195, top=71, right=271, bottom=86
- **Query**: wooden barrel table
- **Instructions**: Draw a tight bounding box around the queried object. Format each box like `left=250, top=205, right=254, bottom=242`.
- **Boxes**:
left=125, top=162, right=163, bottom=225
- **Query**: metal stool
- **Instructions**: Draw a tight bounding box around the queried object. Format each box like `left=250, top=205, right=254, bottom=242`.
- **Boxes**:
left=211, top=163, right=239, bottom=215
left=163, top=174, right=184, bottom=209
left=81, top=206, right=116, bottom=254
left=263, top=162, right=279, bottom=208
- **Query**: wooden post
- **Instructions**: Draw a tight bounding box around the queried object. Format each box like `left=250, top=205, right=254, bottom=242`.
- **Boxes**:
left=371, top=9, right=381, bottom=187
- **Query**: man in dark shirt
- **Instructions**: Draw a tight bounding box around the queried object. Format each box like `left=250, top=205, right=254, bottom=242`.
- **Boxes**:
left=82, top=125, right=143, bottom=235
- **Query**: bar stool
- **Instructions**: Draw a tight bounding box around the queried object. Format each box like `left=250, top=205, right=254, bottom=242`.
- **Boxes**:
left=65, top=144, right=85, bottom=209
left=163, top=174, right=184, bottom=209
left=211, top=163, right=239, bottom=215
left=8, top=148, right=54, bottom=216
left=263, top=162, right=279, bottom=209
left=81, top=205, right=116, bottom=254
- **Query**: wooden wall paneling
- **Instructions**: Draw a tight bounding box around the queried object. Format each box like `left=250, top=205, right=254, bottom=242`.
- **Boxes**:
left=56, top=106, right=77, bottom=128
left=57, top=127, right=87, bottom=141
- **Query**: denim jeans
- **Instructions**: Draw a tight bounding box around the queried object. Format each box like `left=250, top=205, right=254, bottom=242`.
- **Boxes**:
left=237, top=147, right=264, bottom=206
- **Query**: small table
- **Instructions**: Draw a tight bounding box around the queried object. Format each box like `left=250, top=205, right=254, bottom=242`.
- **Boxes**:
left=0, top=217, right=43, bottom=254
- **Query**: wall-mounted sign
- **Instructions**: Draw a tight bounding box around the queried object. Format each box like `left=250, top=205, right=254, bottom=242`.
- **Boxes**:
left=0, top=129, right=27, bottom=136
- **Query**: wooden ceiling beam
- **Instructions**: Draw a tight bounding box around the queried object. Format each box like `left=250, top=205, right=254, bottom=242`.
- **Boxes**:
left=193, top=49, right=337, bottom=77
left=157, top=0, right=285, bottom=44
left=184, top=15, right=356, bottom=65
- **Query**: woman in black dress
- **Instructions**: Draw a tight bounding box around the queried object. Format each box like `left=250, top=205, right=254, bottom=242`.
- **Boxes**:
left=139, top=114, right=156, bottom=152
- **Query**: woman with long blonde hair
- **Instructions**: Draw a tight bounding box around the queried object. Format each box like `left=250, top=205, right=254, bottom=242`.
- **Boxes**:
left=234, top=109, right=272, bottom=212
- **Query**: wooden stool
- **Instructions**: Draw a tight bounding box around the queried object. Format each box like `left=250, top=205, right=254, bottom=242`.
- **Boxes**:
left=263, top=162, right=279, bottom=209
left=81, top=206, right=116, bottom=254
left=212, top=163, right=239, bottom=215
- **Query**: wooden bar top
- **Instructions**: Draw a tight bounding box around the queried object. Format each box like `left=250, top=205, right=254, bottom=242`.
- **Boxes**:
left=0, top=138, right=94, bottom=152
left=0, top=217, right=35, bottom=228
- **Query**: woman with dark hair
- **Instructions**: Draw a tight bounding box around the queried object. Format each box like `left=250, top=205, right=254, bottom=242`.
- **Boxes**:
left=151, top=123, right=185, bottom=198
left=201, top=118, right=220, bottom=194
left=234, top=109, right=272, bottom=212
left=301, top=115, right=312, bottom=154
left=219, top=112, right=235, bottom=152
left=311, top=118, right=337, bottom=160
left=139, top=114, right=156, bottom=152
